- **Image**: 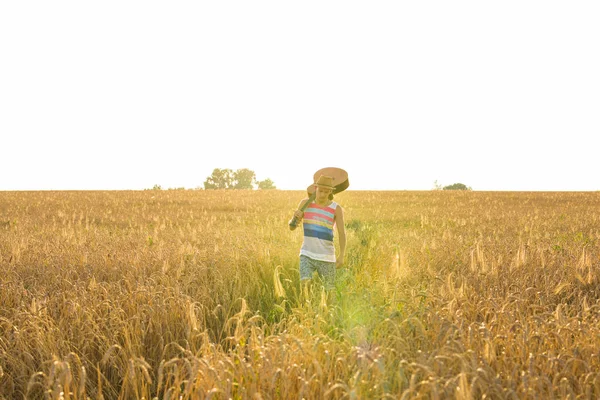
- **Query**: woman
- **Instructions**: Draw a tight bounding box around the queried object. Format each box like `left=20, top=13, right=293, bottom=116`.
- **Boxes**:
left=290, top=175, right=346, bottom=290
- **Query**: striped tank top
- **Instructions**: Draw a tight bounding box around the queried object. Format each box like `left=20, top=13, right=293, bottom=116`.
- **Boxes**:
left=300, top=201, right=338, bottom=262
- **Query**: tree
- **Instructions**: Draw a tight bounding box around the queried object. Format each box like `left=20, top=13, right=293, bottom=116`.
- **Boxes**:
left=233, top=168, right=257, bottom=189
left=204, top=168, right=234, bottom=189
left=443, top=183, right=472, bottom=191
left=257, top=178, right=276, bottom=190
left=203, top=168, right=277, bottom=190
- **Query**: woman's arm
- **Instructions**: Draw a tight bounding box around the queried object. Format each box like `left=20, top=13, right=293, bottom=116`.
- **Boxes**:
left=290, top=198, right=308, bottom=231
left=335, top=205, right=346, bottom=267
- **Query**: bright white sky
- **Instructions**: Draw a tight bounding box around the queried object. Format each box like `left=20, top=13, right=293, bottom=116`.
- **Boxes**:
left=1, top=1, right=599, bottom=191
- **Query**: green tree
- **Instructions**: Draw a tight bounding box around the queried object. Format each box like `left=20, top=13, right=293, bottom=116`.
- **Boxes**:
left=204, top=168, right=234, bottom=189
left=443, top=183, right=472, bottom=191
left=257, top=178, right=276, bottom=190
left=233, top=168, right=257, bottom=189
left=204, top=168, right=277, bottom=190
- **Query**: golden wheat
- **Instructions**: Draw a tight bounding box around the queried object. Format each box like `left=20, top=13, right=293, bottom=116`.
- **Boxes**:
left=1, top=190, right=599, bottom=399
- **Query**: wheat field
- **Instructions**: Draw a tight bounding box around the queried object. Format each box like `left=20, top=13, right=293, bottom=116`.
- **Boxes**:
left=1, top=190, right=599, bottom=399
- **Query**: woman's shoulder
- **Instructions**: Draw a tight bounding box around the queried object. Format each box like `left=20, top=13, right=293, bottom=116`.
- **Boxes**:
left=331, top=202, right=344, bottom=213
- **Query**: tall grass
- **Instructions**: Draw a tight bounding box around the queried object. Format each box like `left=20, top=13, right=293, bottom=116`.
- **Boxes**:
left=1, top=190, right=599, bottom=398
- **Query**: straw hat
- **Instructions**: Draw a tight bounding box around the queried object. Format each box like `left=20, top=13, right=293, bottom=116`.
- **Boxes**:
left=314, top=175, right=335, bottom=190
left=305, top=167, right=349, bottom=195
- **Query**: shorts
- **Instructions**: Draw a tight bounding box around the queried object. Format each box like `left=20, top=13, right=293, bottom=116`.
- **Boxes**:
left=300, top=255, right=336, bottom=289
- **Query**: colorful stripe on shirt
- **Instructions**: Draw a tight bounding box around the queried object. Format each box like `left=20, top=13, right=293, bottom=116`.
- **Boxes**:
left=304, top=224, right=334, bottom=241
left=303, top=203, right=335, bottom=242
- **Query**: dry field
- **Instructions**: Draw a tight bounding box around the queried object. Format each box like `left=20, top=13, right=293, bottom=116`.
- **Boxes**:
left=1, top=190, right=600, bottom=399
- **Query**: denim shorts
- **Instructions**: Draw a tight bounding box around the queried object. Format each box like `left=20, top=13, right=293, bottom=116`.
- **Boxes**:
left=300, top=255, right=336, bottom=289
